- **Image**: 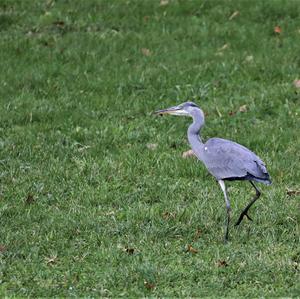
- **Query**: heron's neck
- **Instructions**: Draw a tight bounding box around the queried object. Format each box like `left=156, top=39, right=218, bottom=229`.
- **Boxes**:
left=187, top=109, right=205, bottom=153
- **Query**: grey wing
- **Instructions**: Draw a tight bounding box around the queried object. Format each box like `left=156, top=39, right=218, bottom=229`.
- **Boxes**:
left=202, top=138, right=269, bottom=180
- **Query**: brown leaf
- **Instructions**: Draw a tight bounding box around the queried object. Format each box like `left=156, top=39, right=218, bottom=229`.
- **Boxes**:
left=217, top=260, right=228, bottom=267
left=293, top=79, right=300, bottom=88
left=229, top=11, right=240, bottom=20
left=0, top=245, right=7, bottom=253
left=162, top=211, right=176, bottom=220
left=187, top=244, right=198, bottom=254
left=287, top=189, right=300, bottom=196
left=228, top=110, right=236, bottom=116
left=25, top=194, right=35, bottom=204
left=141, top=48, right=152, bottom=56
left=239, top=104, right=247, bottom=113
left=274, top=26, right=282, bottom=34
left=193, top=229, right=202, bottom=241
left=144, top=280, right=156, bottom=290
left=182, top=149, right=195, bottom=158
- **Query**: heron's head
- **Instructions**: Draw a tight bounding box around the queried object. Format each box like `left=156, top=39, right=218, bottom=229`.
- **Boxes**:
left=155, top=101, right=200, bottom=117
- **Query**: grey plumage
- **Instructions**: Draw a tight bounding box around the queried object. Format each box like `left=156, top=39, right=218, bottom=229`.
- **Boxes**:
left=155, top=101, right=271, bottom=242
left=197, top=138, right=270, bottom=184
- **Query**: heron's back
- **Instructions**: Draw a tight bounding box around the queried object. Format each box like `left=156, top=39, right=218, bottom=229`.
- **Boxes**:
left=198, top=138, right=271, bottom=184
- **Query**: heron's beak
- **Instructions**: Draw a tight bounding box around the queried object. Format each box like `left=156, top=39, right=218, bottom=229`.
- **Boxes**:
left=155, top=105, right=187, bottom=116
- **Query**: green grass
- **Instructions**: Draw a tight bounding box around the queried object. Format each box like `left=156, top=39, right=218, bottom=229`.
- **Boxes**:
left=0, top=0, right=300, bottom=297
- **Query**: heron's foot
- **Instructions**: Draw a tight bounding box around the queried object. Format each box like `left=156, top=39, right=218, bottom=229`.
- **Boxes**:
left=235, top=211, right=253, bottom=226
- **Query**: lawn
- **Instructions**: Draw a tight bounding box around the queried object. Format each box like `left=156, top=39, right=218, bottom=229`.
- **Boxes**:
left=0, top=0, right=299, bottom=297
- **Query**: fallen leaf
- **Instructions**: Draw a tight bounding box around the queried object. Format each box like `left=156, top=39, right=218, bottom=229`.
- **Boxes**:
left=217, top=260, right=228, bottom=267
left=25, top=194, right=35, bottom=204
left=274, top=26, right=282, bottom=34
left=239, top=105, right=247, bottom=113
left=187, top=244, right=198, bottom=254
left=229, top=11, right=239, bottom=20
left=146, top=143, right=158, bottom=150
left=144, top=280, right=155, bottom=290
left=162, top=211, right=176, bottom=220
left=228, top=110, right=236, bottom=116
left=287, top=189, right=300, bottom=196
left=293, top=79, right=300, bottom=88
left=160, top=0, right=169, bottom=6
left=45, top=255, right=58, bottom=265
left=143, top=16, right=150, bottom=22
left=141, top=48, right=152, bottom=56
left=182, top=149, right=195, bottom=158
left=0, top=245, right=7, bottom=253
left=193, top=229, right=202, bottom=241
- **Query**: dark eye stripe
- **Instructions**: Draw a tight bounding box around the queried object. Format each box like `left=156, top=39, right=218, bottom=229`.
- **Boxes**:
left=182, top=102, right=198, bottom=108
left=188, top=102, right=198, bottom=108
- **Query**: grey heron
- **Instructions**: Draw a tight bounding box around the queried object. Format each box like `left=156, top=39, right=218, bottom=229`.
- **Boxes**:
left=155, top=102, right=271, bottom=242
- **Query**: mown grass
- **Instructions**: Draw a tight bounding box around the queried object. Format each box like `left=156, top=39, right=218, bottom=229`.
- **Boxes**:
left=0, top=0, right=299, bottom=297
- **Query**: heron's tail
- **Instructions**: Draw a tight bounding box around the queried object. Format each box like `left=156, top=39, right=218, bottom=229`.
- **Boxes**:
left=265, top=178, right=272, bottom=185
left=255, top=177, right=272, bottom=185
left=250, top=174, right=272, bottom=185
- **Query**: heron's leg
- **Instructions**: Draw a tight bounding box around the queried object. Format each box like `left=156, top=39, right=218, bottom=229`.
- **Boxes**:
left=235, top=181, right=261, bottom=226
left=218, top=180, right=231, bottom=242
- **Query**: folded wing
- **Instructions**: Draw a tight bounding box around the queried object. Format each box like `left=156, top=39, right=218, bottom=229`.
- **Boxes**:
left=200, top=138, right=270, bottom=183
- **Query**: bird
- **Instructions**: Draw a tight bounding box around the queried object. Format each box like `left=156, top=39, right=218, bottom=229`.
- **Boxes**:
left=155, top=101, right=271, bottom=242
